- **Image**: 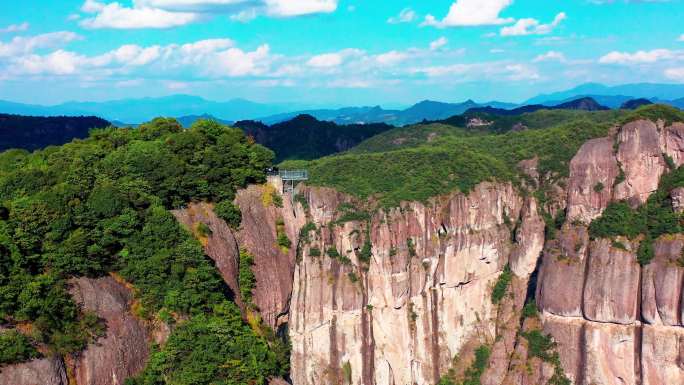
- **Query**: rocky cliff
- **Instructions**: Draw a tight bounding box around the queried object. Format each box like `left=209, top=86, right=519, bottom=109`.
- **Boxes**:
left=3, top=119, right=684, bottom=385
left=0, top=276, right=161, bottom=385
left=280, top=118, right=684, bottom=385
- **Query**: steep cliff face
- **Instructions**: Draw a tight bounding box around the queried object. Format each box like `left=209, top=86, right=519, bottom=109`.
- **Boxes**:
left=284, top=119, right=684, bottom=385
left=535, top=119, right=684, bottom=385
left=287, top=182, right=544, bottom=385
left=0, top=276, right=157, bottom=385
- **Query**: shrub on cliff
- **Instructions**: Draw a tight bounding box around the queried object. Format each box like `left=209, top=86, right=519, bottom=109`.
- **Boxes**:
left=589, top=163, right=684, bottom=264
left=215, top=201, right=242, bottom=229
left=0, top=330, right=39, bottom=365
left=127, top=302, right=286, bottom=385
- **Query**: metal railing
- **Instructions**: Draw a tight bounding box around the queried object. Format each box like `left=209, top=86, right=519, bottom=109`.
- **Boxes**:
left=279, top=169, right=309, bottom=181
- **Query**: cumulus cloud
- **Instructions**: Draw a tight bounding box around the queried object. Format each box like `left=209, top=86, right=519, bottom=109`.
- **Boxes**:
left=665, top=67, right=684, bottom=81
left=0, top=31, right=81, bottom=57
left=207, top=44, right=271, bottom=76
left=375, top=51, right=408, bottom=66
left=500, top=12, right=566, bottom=36
left=0, top=22, right=30, bottom=33
left=599, top=49, right=678, bottom=64
left=78, top=0, right=338, bottom=28
left=306, top=49, right=362, bottom=68
left=679, top=34, right=684, bottom=42
left=387, top=8, right=416, bottom=24
left=80, top=1, right=200, bottom=29
left=307, top=53, right=343, bottom=68
left=414, top=61, right=539, bottom=82
left=422, top=0, right=513, bottom=28
left=533, top=50, right=566, bottom=62
left=264, top=0, right=337, bottom=17
left=3, top=37, right=273, bottom=80
left=429, top=37, right=448, bottom=51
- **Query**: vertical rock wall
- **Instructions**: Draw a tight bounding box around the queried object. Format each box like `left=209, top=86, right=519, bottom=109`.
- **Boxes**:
left=289, top=182, right=545, bottom=385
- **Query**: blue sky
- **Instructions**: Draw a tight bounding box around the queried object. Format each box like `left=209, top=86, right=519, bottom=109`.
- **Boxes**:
left=0, top=0, right=683, bottom=106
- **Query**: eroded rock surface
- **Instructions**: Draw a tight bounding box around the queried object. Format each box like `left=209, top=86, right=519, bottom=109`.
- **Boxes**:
left=0, top=357, right=68, bottom=385
left=69, top=276, right=151, bottom=385
left=289, top=182, right=542, bottom=385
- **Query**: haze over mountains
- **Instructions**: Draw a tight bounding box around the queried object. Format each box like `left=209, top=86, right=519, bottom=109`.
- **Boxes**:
left=1, top=83, right=683, bottom=127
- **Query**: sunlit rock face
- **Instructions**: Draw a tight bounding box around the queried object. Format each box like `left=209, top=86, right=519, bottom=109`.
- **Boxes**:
left=287, top=119, right=684, bottom=385
left=288, top=182, right=546, bottom=385
left=535, top=120, right=684, bottom=385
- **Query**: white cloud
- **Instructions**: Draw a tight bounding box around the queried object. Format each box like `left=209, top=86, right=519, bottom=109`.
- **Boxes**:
left=505, top=64, right=540, bottom=80
left=665, top=67, right=684, bottom=81
left=533, top=50, right=566, bottom=62
left=414, top=61, right=539, bottom=82
left=306, top=48, right=362, bottom=68
left=422, top=0, right=513, bottom=28
left=81, top=1, right=200, bottom=29
left=4, top=37, right=273, bottom=80
left=430, top=37, right=448, bottom=51
left=375, top=50, right=408, bottom=66
left=208, top=44, right=271, bottom=76
left=78, top=0, right=338, bottom=28
left=166, top=80, right=190, bottom=90
left=14, top=50, right=83, bottom=75
left=115, top=79, right=144, bottom=87
left=0, top=22, right=29, bottom=33
left=0, top=31, right=81, bottom=57
left=230, top=9, right=259, bottom=22
left=307, top=53, right=343, bottom=68
left=388, top=8, right=416, bottom=24
left=490, top=48, right=505, bottom=53
left=679, top=34, right=684, bottom=42
left=98, top=44, right=162, bottom=66
left=500, top=12, right=566, bottom=36
left=264, top=0, right=337, bottom=17
left=599, top=49, right=678, bottom=64
left=326, top=78, right=372, bottom=88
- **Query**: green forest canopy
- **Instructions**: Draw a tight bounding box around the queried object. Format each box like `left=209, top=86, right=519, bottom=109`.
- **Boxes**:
left=0, top=118, right=287, bottom=384
left=282, top=105, right=684, bottom=207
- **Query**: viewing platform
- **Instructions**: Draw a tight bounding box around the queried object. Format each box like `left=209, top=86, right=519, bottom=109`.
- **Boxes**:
left=266, top=168, right=309, bottom=194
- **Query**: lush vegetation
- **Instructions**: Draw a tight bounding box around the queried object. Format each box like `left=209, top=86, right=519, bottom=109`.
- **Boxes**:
left=589, top=163, right=684, bottom=264
left=238, top=249, right=257, bottom=307
left=234, top=114, right=394, bottom=162
left=282, top=110, right=618, bottom=207
left=520, top=330, right=571, bottom=385
left=281, top=105, right=684, bottom=208
left=438, top=345, right=491, bottom=385
left=491, top=265, right=512, bottom=304
left=0, top=117, right=288, bottom=381
left=214, top=201, right=242, bottom=229
left=126, top=303, right=287, bottom=385
left=0, top=330, right=40, bottom=365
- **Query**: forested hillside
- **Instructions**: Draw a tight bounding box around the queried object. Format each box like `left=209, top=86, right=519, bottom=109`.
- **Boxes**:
left=0, top=114, right=110, bottom=152
left=235, top=114, right=394, bottom=161
left=282, top=105, right=684, bottom=207
left=0, top=118, right=288, bottom=384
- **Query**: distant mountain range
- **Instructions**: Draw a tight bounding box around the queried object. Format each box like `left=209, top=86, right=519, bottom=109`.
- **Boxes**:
left=0, top=95, right=293, bottom=124
left=525, top=82, right=684, bottom=108
left=466, top=97, right=611, bottom=116
left=256, top=99, right=518, bottom=126
left=1, top=82, right=683, bottom=128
